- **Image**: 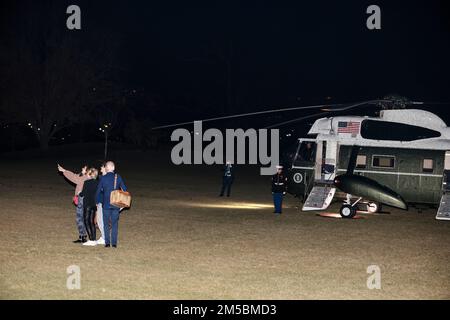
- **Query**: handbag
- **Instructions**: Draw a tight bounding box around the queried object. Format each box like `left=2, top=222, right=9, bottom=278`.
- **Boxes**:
left=73, top=195, right=79, bottom=206
left=110, top=174, right=131, bottom=208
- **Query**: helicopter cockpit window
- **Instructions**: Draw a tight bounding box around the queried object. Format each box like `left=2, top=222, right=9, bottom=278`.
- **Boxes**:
left=360, top=120, right=441, bottom=141
left=293, top=141, right=316, bottom=166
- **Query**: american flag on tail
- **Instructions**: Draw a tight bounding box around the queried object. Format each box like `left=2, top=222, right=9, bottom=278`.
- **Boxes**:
left=337, top=121, right=360, bottom=135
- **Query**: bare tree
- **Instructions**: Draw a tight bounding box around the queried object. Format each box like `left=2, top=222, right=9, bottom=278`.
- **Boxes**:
left=0, top=1, right=121, bottom=150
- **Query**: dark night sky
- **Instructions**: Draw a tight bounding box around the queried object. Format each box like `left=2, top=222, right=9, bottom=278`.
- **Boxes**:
left=2, top=0, right=450, bottom=125
left=93, top=0, right=450, bottom=122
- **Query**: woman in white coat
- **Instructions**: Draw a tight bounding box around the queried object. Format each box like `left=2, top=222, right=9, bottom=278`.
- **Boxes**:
left=95, top=164, right=107, bottom=245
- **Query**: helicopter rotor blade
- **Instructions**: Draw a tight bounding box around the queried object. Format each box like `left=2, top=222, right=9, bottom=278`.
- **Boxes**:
left=151, top=102, right=348, bottom=130
left=410, top=101, right=450, bottom=105
left=151, top=98, right=418, bottom=130
left=266, top=99, right=385, bottom=129
left=320, top=99, right=384, bottom=112
left=264, top=111, right=332, bottom=129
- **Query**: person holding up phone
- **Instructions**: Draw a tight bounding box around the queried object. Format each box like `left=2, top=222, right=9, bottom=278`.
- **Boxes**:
left=57, top=163, right=90, bottom=243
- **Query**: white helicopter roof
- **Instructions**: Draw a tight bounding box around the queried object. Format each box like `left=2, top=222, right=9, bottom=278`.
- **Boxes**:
left=307, top=109, right=450, bottom=150
left=380, top=109, right=447, bottom=129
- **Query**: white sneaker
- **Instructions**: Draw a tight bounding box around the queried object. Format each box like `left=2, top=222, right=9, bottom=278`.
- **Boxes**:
left=83, top=240, right=97, bottom=246
left=96, top=237, right=105, bottom=245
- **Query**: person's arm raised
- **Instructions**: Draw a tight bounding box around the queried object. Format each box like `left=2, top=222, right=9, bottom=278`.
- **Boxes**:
left=62, top=170, right=81, bottom=184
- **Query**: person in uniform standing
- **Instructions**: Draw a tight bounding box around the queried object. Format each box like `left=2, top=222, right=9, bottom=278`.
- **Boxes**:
left=272, top=165, right=287, bottom=215
left=219, top=161, right=234, bottom=197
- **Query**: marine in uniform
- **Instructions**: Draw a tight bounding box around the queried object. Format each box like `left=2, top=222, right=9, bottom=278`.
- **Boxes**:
left=271, top=165, right=287, bottom=214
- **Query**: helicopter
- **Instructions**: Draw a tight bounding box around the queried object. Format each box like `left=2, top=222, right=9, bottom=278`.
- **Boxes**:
left=154, top=96, right=450, bottom=221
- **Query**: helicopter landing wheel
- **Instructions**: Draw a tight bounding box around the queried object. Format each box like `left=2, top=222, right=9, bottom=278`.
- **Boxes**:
left=340, top=204, right=356, bottom=219
left=367, top=202, right=381, bottom=213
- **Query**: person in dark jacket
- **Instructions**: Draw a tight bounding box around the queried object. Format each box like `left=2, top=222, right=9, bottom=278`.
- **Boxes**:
left=95, top=161, right=127, bottom=248
left=79, top=168, right=99, bottom=246
left=219, top=161, right=234, bottom=197
left=272, top=165, right=287, bottom=215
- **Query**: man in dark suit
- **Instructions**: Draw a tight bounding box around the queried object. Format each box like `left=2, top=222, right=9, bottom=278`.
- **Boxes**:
left=219, top=161, right=234, bottom=197
left=95, top=161, right=127, bottom=248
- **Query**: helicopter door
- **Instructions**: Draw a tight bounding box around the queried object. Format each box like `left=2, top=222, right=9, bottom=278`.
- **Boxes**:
left=436, top=151, right=450, bottom=220
left=443, top=151, right=450, bottom=192
left=315, top=140, right=338, bottom=182
left=324, top=140, right=338, bottom=181
left=288, top=139, right=317, bottom=199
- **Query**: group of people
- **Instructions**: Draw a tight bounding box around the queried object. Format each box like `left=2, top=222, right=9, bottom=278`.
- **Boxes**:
left=219, top=162, right=288, bottom=214
left=60, top=159, right=286, bottom=247
left=58, top=161, right=128, bottom=248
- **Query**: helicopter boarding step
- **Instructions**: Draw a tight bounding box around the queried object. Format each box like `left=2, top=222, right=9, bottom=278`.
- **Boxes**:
left=436, top=194, right=450, bottom=221
left=302, top=184, right=336, bottom=211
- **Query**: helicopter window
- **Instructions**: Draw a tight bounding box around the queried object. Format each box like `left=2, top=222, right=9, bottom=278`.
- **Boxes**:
left=372, top=155, right=395, bottom=169
left=293, top=141, right=316, bottom=166
left=360, top=120, right=441, bottom=141
left=356, top=155, right=367, bottom=169
left=422, top=159, right=434, bottom=173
